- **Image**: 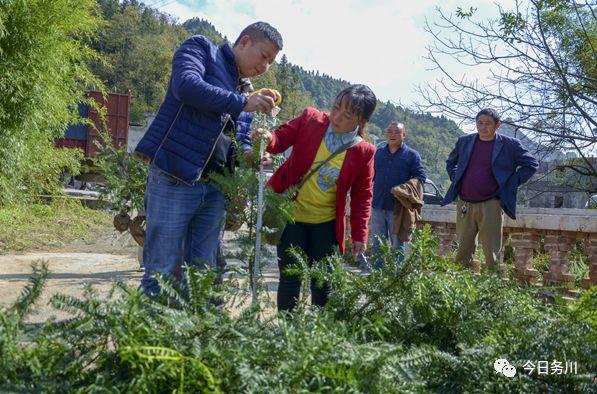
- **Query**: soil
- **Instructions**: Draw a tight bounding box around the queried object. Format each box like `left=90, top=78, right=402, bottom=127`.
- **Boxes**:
left=0, top=227, right=281, bottom=323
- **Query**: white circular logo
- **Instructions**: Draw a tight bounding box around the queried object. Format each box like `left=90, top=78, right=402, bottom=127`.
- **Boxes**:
left=494, top=359, right=517, bottom=378
left=494, top=358, right=509, bottom=373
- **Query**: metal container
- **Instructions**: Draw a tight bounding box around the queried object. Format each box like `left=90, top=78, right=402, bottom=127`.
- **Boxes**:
left=85, top=91, right=130, bottom=157
left=58, top=91, right=131, bottom=157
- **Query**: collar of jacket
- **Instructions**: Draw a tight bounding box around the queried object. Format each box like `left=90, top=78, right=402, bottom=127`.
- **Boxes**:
left=220, top=44, right=240, bottom=81
left=324, top=123, right=359, bottom=152
left=386, top=142, right=406, bottom=154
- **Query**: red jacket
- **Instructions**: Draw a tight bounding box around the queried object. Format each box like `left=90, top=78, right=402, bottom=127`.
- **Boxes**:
left=267, top=107, right=375, bottom=253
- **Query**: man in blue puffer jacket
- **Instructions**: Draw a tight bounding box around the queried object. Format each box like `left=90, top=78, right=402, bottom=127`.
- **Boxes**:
left=135, top=22, right=282, bottom=296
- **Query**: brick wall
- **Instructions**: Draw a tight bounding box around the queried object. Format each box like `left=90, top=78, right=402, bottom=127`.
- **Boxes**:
left=420, top=206, right=597, bottom=288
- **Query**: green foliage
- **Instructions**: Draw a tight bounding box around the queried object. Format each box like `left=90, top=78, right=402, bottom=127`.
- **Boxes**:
left=0, top=0, right=102, bottom=204
left=209, top=113, right=295, bottom=289
left=90, top=0, right=188, bottom=124
left=183, top=17, right=228, bottom=45
left=536, top=0, right=596, bottom=96
left=91, top=131, right=147, bottom=212
left=1, top=228, right=594, bottom=391
left=456, top=6, right=477, bottom=19
left=568, top=240, right=590, bottom=286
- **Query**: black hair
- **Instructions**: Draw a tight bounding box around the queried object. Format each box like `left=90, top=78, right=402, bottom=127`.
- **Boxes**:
left=233, top=22, right=283, bottom=50
left=386, top=121, right=405, bottom=132
left=334, top=84, right=377, bottom=136
left=475, top=108, right=500, bottom=123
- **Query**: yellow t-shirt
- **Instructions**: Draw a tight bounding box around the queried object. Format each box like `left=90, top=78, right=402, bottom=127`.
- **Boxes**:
left=293, top=140, right=346, bottom=223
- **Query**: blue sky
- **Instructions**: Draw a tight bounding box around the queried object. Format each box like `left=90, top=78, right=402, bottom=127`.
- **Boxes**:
left=155, top=0, right=516, bottom=108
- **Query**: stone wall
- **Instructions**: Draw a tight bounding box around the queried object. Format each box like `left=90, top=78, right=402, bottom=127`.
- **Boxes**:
left=420, top=205, right=597, bottom=288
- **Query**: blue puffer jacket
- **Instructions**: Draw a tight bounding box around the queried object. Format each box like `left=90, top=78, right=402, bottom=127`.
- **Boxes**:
left=135, top=35, right=249, bottom=184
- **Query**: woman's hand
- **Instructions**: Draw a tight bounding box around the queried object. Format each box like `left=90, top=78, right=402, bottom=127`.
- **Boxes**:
left=251, top=128, right=273, bottom=146
left=351, top=241, right=366, bottom=257
left=242, top=150, right=272, bottom=170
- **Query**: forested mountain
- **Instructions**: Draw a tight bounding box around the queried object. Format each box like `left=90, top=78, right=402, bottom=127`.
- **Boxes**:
left=91, top=2, right=462, bottom=188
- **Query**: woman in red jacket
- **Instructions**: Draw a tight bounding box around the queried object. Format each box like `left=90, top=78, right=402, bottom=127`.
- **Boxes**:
left=257, top=84, right=377, bottom=312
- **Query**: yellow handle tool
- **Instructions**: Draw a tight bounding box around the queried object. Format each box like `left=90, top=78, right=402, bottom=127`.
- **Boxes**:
left=252, top=88, right=282, bottom=106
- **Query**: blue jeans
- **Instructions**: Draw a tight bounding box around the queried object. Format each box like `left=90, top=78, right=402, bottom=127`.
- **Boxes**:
left=141, top=165, right=226, bottom=296
left=369, top=208, right=405, bottom=268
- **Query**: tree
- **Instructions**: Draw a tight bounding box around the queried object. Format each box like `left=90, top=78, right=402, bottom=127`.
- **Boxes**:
left=90, top=1, right=187, bottom=124
left=419, top=0, right=596, bottom=190
left=0, top=0, right=102, bottom=204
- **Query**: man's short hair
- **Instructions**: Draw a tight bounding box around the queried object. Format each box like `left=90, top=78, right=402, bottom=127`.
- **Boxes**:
left=475, top=108, right=500, bottom=123
left=234, top=22, right=283, bottom=50
left=386, top=121, right=405, bottom=131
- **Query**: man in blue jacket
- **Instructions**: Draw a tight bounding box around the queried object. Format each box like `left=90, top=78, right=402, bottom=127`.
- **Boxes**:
left=134, top=22, right=282, bottom=296
left=442, top=108, right=538, bottom=273
left=370, top=122, right=426, bottom=266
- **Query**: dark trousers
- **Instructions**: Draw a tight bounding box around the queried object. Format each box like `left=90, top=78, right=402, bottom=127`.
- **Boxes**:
left=276, top=220, right=337, bottom=312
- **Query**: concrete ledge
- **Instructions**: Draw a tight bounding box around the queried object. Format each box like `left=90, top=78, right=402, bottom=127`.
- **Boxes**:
left=422, top=204, right=597, bottom=233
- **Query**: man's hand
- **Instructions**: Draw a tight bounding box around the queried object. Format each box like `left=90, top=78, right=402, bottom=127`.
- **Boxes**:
left=243, top=91, right=276, bottom=113
left=351, top=241, right=366, bottom=257
left=258, top=88, right=280, bottom=104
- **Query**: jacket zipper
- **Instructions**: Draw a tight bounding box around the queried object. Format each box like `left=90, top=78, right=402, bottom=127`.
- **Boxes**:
left=152, top=103, right=183, bottom=166
left=151, top=105, right=232, bottom=186
left=195, top=113, right=231, bottom=182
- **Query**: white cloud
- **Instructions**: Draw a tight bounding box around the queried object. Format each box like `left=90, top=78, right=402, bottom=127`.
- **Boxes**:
left=159, top=0, right=518, bottom=106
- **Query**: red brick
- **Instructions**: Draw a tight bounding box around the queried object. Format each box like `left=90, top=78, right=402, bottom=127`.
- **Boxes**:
left=545, top=272, right=575, bottom=282
left=557, top=244, right=573, bottom=252
left=560, top=273, right=576, bottom=282
left=514, top=249, right=532, bottom=256
left=525, top=268, right=540, bottom=276
left=544, top=236, right=559, bottom=244
left=547, top=265, right=565, bottom=274
left=512, top=244, right=531, bottom=250
left=582, top=277, right=595, bottom=289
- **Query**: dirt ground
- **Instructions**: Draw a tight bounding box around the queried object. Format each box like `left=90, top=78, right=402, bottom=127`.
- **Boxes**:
left=0, top=227, right=280, bottom=323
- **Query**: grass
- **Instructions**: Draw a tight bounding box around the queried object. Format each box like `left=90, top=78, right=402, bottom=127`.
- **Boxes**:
left=0, top=200, right=112, bottom=253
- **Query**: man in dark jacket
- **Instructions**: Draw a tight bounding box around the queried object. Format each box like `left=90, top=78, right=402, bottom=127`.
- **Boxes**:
left=135, top=22, right=282, bottom=296
left=370, top=122, right=426, bottom=266
left=441, top=108, right=538, bottom=273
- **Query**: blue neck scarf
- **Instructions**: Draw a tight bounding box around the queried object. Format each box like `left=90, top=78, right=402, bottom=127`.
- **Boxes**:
left=324, top=124, right=360, bottom=153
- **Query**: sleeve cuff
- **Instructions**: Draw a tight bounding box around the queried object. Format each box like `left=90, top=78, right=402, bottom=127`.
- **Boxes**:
left=228, top=94, right=247, bottom=118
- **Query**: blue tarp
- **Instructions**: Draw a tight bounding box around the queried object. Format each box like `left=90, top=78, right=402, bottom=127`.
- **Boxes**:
left=63, top=102, right=88, bottom=141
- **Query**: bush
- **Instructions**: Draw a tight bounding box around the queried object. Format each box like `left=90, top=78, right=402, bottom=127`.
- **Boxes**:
left=0, top=228, right=594, bottom=392
left=0, top=0, right=101, bottom=205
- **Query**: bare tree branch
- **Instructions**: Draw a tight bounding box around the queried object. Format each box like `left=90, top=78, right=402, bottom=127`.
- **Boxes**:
left=417, top=0, right=596, bottom=190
